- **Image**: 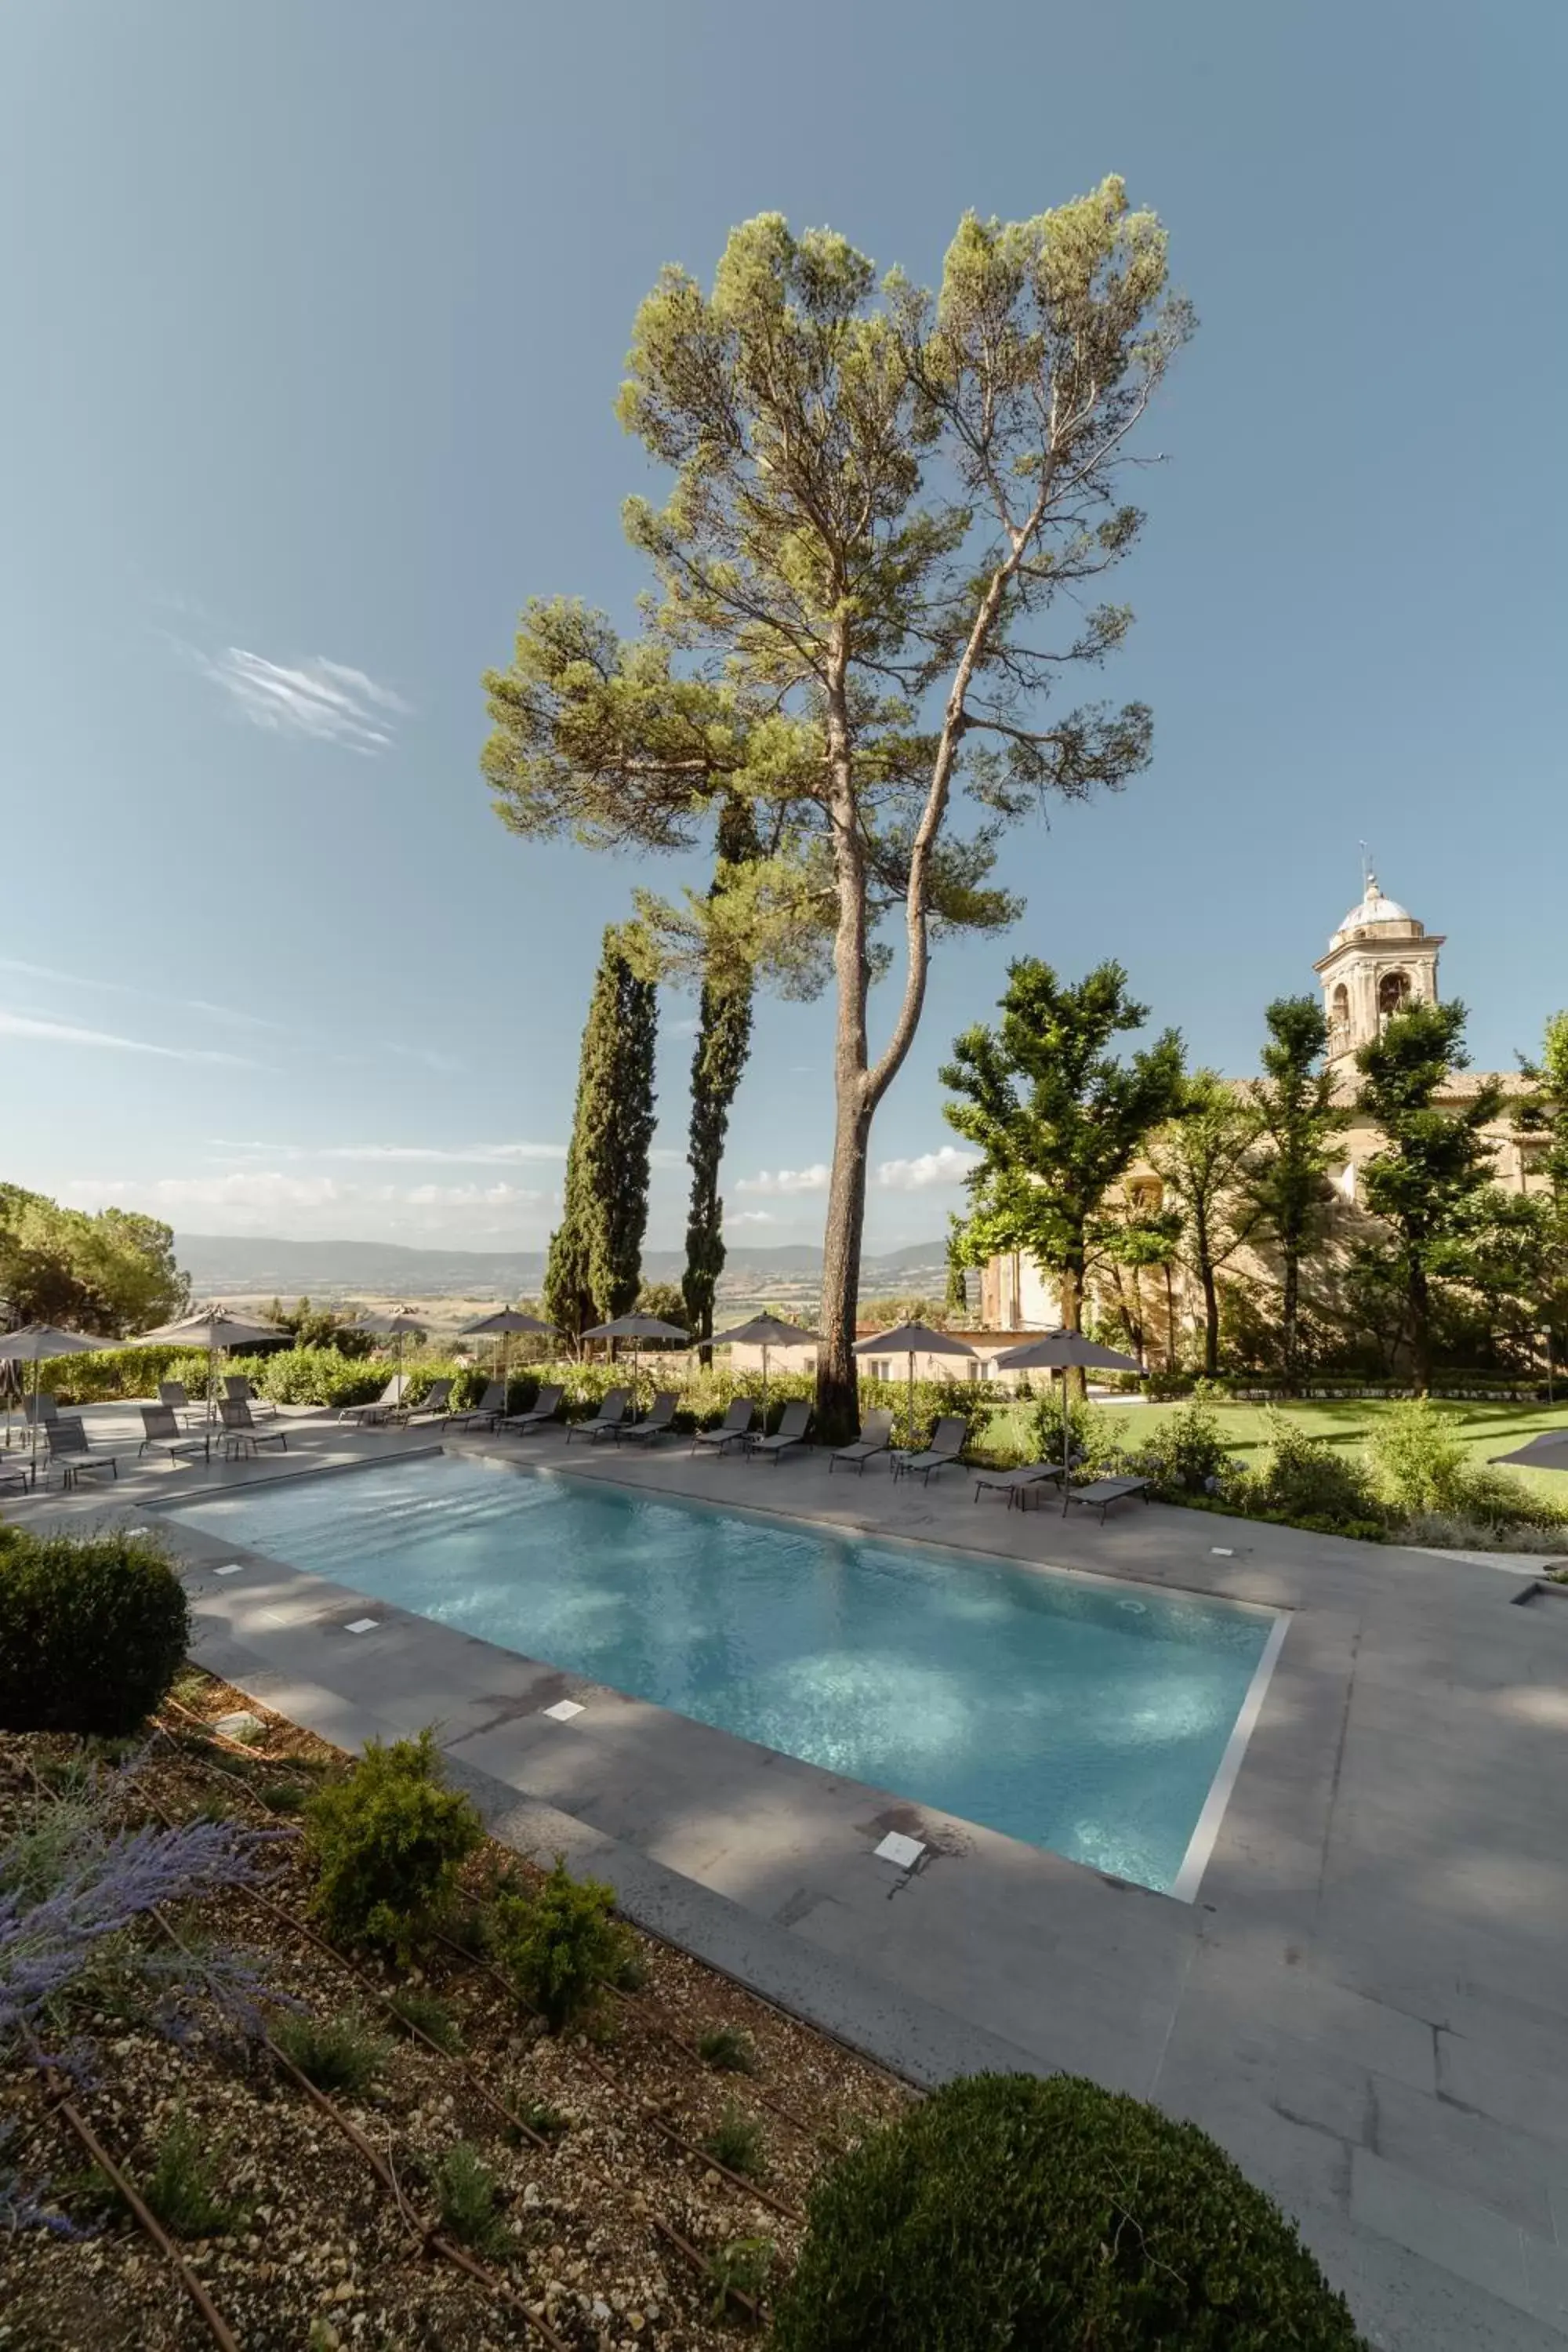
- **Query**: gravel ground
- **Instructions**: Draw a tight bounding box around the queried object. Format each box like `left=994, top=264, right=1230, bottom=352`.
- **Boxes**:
left=1, top=1674, right=913, bottom=2350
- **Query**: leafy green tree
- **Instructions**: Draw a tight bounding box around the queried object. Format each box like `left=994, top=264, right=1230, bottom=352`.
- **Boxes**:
left=481, top=187, right=1191, bottom=1438
left=634, top=1280, right=688, bottom=1332
left=683, top=793, right=759, bottom=1357
left=942, top=960, right=1185, bottom=1384
left=1247, top=998, right=1348, bottom=1390
left=1149, top=1070, right=1263, bottom=1377
left=0, top=1185, right=187, bottom=1336
left=1354, top=999, right=1519, bottom=1393
left=543, top=930, right=659, bottom=1344
left=1096, top=1196, right=1183, bottom=1369
left=1518, top=1008, right=1568, bottom=1364
left=945, top=1218, right=971, bottom=1320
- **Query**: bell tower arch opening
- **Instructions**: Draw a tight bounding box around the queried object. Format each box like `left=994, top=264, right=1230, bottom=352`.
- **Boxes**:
left=1312, top=871, right=1443, bottom=1065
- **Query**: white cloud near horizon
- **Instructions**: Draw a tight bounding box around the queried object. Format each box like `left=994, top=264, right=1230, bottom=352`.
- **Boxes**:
left=735, top=1163, right=831, bottom=1196
left=735, top=1146, right=979, bottom=1198
left=0, top=1009, right=258, bottom=1067
left=207, top=1138, right=568, bottom=1166
left=194, top=647, right=412, bottom=754
left=874, top=1145, right=981, bottom=1192
left=62, top=1171, right=552, bottom=1241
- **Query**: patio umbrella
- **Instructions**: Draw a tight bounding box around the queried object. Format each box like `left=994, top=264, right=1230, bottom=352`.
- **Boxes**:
left=853, top=1319, right=975, bottom=1447
left=135, top=1306, right=282, bottom=1421
left=993, top=1329, right=1142, bottom=1512
left=1489, top=1431, right=1568, bottom=1472
left=582, top=1312, right=690, bottom=1411
left=710, top=1313, right=821, bottom=1421
left=0, top=1324, right=112, bottom=1481
left=461, top=1306, right=556, bottom=1401
left=356, top=1308, right=429, bottom=1390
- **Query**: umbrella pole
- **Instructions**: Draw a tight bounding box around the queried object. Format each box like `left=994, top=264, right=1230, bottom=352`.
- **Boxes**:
left=31, top=1356, right=40, bottom=1483
left=1062, top=1370, right=1072, bottom=1515
left=908, top=1352, right=915, bottom=1454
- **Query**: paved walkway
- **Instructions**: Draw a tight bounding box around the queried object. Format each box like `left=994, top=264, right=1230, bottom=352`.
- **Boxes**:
left=8, top=1408, right=1568, bottom=2347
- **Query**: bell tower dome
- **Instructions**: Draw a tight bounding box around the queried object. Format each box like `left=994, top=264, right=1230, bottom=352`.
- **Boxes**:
left=1313, top=871, right=1443, bottom=1065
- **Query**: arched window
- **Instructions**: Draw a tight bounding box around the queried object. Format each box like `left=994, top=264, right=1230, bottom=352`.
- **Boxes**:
left=1378, top=971, right=1410, bottom=1018
left=1330, top=982, right=1349, bottom=1035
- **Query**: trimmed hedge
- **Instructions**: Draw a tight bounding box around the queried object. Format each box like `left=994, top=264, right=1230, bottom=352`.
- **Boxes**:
left=0, top=1526, right=191, bottom=1735
left=771, top=2071, right=1365, bottom=2350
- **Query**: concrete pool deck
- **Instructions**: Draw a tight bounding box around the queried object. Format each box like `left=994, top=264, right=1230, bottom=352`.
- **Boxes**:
left=8, top=1406, right=1568, bottom=2347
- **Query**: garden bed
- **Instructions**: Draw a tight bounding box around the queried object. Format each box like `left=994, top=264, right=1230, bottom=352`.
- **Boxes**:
left=0, top=1671, right=912, bottom=2350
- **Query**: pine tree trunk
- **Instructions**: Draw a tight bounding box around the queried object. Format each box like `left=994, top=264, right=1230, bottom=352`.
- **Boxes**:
left=816, top=1095, right=872, bottom=1446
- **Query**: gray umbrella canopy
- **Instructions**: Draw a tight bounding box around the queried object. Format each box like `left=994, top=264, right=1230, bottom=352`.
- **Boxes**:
left=355, top=1308, right=430, bottom=1386
left=993, top=1329, right=1142, bottom=1508
left=136, top=1306, right=282, bottom=1417
left=582, top=1313, right=690, bottom=1412
left=461, top=1307, right=557, bottom=1392
left=853, top=1319, right=975, bottom=1442
left=1490, top=1432, right=1568, bottom=1472
left=0, top=1325, right=112, bottom=1475
left=711, top=1314, right=820, bottom=1413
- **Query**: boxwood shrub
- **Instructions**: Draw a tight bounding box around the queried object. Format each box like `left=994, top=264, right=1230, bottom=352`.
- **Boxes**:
left=302, top=1728, right=484, bottom=1960
left=771, top=2071, right=1365, bottom=2351
left=0, top=1526, right=191, bottom=1735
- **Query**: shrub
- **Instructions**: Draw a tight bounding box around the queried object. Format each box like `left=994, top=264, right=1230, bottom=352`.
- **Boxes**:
left=771, top=2072, right=1365, bottom=2351
left=491, top=1854, right=633, bottom=2032
left=141, top=2105, right=247, bottom=2238
left=388, top=1988, right=463, bottom=2053
left=433, top=2142, right=509, bottom=2259
left=1127, top=1385, right=1235, bottom=1498
left=249, top=1348, right=390, bottom=1409
left=703, top=2099, right=767, bottom=2178
left=698, top=2024, right=757, bottom=2074
left=1365, top=1399, right=1470, bottom=1518
left=1401, top=1507, right=1568, bottom=1554
left=1244, top=1415, right=1386, bottom=1531
left=0, top=1530, right=190, bottom=1736
left=271, top=2009, right=387, bottom=2096
left=707, top=2233, right=774, bottom=2318
left=1027, top=1391, right=1116, bottom=1473
left=301, top=1730, right=483, bottom=1960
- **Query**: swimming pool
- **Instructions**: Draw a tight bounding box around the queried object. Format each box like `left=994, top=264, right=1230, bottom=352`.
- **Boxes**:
left=174, top=1455, right=1284, bottom=1896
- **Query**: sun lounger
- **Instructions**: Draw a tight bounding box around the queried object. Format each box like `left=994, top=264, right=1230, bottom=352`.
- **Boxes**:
left=139, top=1406, right=212, bottom=1467
left=750, top=1398, right=812, bottom=1464
left=338, top=1375, right=406, bottom=1425
left=891, top=1415, right=968, bottom=1486
left=619, top=1391, right=679, bottom=1446
left=158, top=1381, right=201, bottom=1428
left=223, top=1374, right=278, bottom=1421
left=44, top=1417, right=119, bottom=1490
left=397, top=1377, right=453, bottom=1426
left=446, top=1381, right=507, bottom=1432
left=691, top=1398, right=757, bottom=1456
left=499, top=1382, right=564, bottom=1435
left=1064, top=1475, right=1152, bottom=1523
left=564, top=1388, right=630, bottom=1444
left=1, top=1465, right=28, bottom=1495
left=829, top=1409, right=893, bottom=1475
left=24, top=1392, right=58, bottom=1426
left=219, top=1399, right=289, bottom=1458
left=971, top=1461, right=1069, bottom=1508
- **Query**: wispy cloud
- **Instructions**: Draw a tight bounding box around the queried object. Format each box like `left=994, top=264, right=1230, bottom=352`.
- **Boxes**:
left=875, top=1145, right=980, bottom=1192
left=0, top=1010, right=257, bottom=1066
left=194, top=647, right=412, bottom=754
left=0, top=958, right=284, bottom=1033
left=387, top=1043, right=467, bottom=1076
left=732, top=1209, right=782, bottom=1226
left=735, top=1163, right=831, bottom=1196
left=64, top=1171, right=551, bottom=1240
left=205, top=1138, right=566, bottom=1165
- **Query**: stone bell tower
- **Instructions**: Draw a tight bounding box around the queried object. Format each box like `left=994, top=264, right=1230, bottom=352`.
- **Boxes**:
left=1314, top=871, right=1443, bottom=1067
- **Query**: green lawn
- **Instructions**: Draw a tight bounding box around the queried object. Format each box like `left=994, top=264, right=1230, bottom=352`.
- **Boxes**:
left=982, top=1393, right=1568, bottom=1512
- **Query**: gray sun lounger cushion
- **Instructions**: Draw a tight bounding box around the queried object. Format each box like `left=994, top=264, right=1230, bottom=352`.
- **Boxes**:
left=619, top=1392, right=680, bottom=1444
left=564, top=1388, right=630, bottom=1444
left=224, top=1374, right=277, bottom=1420
left=892, top=1416, right=969, bottom=1484
left=500, top=1383, right=564, bottom=1432
left=219, top=1399, right=288, bottom=1456
left=971, top=1461, right=1067, bottom=1507
left=139, top=1405, right=212, bottom=1465
left=750, top=1398, right=812, bottom=1463
left=829, top=1410, right=894, bottom=1474
left=398, top=1377, right=454, bottom=1425
left=339, top=1376, right=406, bottom=1425
left=691, top=1398, right=757, bottom=1454
left=446, top=1381, right=507, bottom=1431
left=44, top=1417, right=119, bottom=1489
left=1064, top=1475, right=1152, bottom=1523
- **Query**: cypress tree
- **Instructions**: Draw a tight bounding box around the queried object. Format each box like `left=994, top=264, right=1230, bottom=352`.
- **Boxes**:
left=543, top=928, right=659, bottom=1345
left=683, top=794, right=758, bottom=1356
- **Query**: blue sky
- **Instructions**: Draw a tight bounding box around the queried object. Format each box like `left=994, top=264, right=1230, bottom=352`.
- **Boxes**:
left=2, top=2, right=1562, bottom=1259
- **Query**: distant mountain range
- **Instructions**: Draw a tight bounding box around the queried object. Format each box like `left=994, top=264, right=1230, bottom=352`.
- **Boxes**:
left=172, top=1232, right=949, bottom=1298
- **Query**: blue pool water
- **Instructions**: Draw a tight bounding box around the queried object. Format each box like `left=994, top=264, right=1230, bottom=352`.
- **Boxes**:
left=175, top=1456, right=1278, bottom=1894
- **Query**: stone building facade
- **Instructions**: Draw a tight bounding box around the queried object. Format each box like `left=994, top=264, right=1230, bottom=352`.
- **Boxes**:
left=978, top=877, right=1545, bottom=1346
